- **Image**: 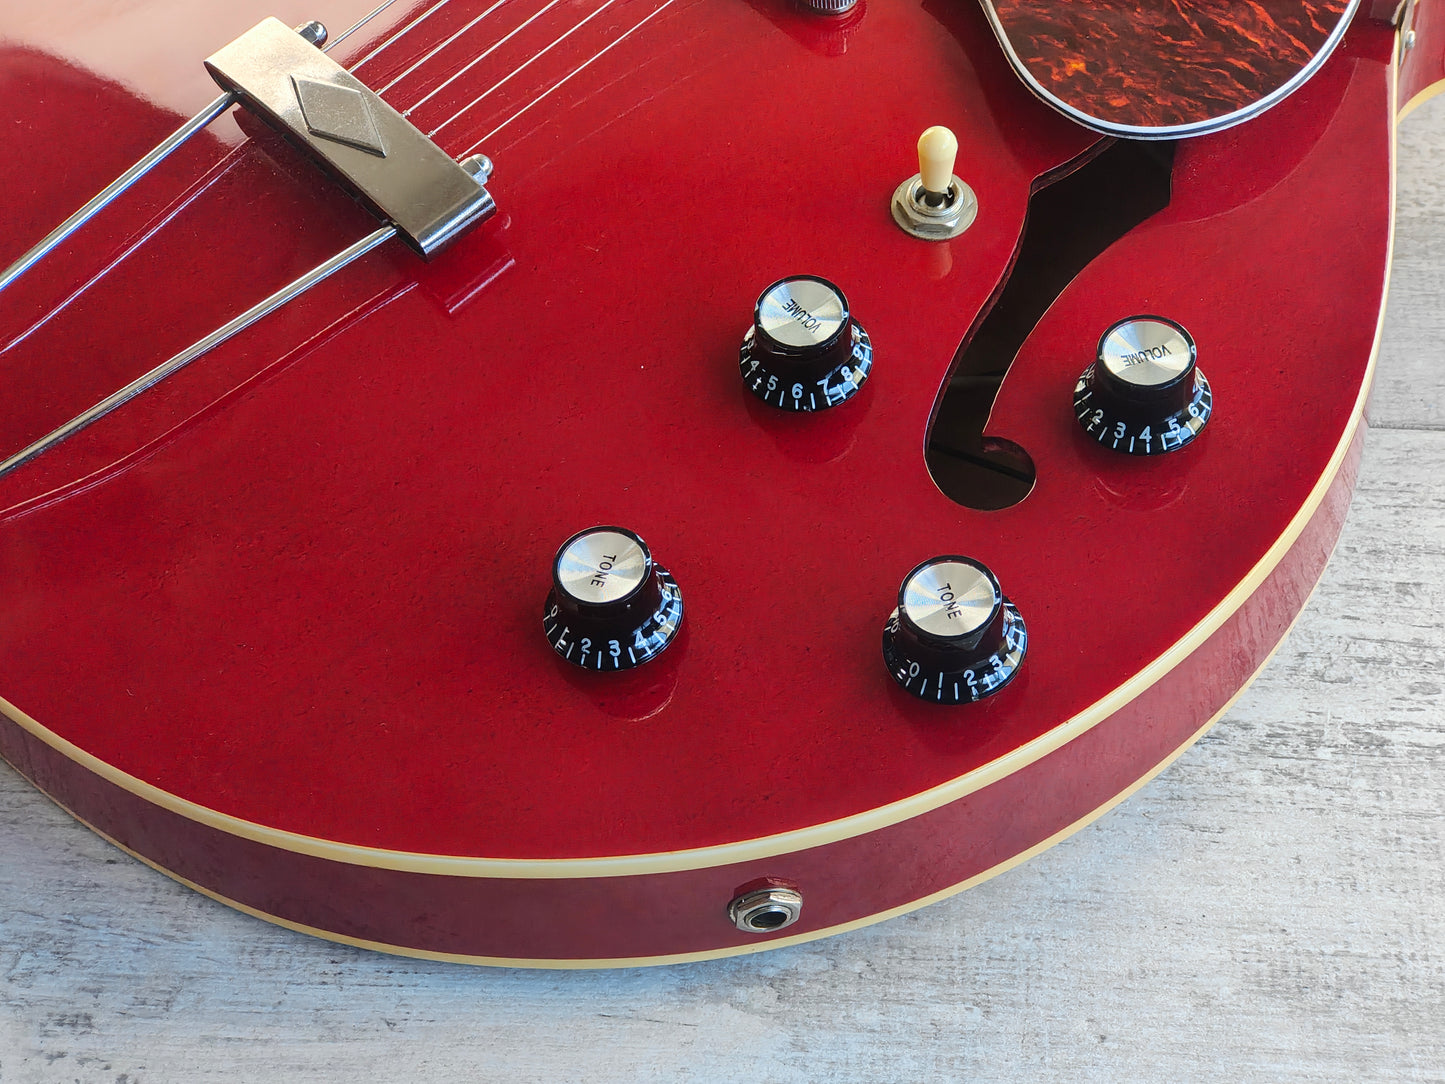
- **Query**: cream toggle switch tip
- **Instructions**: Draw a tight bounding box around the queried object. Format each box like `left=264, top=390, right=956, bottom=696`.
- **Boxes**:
left=891, top=124, right=976, bottom=241
left=917, top=125, right=958, bottom=196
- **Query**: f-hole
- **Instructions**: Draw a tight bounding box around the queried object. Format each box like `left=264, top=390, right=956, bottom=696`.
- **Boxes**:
left=925, top=139, right=1177, bottom=510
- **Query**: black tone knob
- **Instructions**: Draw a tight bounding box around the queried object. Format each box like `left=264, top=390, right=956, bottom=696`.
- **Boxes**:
left=544, top=526, right=683, bottom=670
left=882, top=556, right=1027, bottom=704
left=740, top=275, right=872, bottom=411
left=1075, top=316, right=1212, bottom=455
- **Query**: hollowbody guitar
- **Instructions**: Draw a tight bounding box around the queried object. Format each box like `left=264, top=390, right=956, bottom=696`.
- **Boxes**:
left=0, top=0, right=1439, bottom=966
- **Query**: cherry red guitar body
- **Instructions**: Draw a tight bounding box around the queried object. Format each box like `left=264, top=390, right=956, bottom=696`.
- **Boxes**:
left=0, top=0, right=1437, bottom=965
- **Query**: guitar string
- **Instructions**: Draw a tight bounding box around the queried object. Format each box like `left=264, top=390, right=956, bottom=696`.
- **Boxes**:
left=461, top=0, right=679, bottom=150
left=356, top=0, right=670, bottom=131
left=505, top=10, right=713, bottom=160
left=0, top=153, right=244, bottom=358
left=330, top=0, right=677, bottom=152
left=343, top=0, right=459, bottom=72
left=397, top=0, right=564, bottom=114
left=376, top=0, right=515, bottom=97
left=1, top=0, right=682, bottom=470
left=322, top=0, right=413, bottom=54
left=1, top=0, right=670, bottom=351
left=0, top=2, right=463, bottom=350
left=293, top=0, right=674, bottom=142
left=428, top=0, right=624, bottom=136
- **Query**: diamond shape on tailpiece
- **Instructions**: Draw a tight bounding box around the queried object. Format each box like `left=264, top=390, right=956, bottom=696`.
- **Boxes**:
left=291, top=76, right=386, bottom=156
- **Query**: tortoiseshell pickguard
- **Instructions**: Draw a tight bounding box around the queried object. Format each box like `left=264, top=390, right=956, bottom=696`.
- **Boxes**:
left=980, top=0, right=1357, bottom=136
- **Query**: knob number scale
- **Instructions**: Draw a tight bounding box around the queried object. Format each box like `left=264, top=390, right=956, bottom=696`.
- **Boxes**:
left=1074, top=316, right=1213, bottom=455
left=882, top=557, right=1028, bottom=704
left=740, top=326, right=872, bottom=410
left=884, top=602, right=1026, bottom=702
left=543, top=572, right=681, bottom=669
left=543, top=527, right=683, bottom=670
left=1075, top=368, right=1213, bottom=454
left=739, top=276, right=872, bottom=411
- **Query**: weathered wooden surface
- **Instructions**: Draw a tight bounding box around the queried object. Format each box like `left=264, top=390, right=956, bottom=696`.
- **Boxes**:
left=2, top=105, right=1441, bottom=1084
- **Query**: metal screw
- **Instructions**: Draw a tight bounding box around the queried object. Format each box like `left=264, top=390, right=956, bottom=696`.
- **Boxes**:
left=461, top=154, right=494, bottom=185
left=294, top=21, right=328, bottom=48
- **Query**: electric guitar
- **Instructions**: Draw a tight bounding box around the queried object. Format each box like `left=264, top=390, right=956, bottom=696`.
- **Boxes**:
left=0, top=0, right=1438, bottom=967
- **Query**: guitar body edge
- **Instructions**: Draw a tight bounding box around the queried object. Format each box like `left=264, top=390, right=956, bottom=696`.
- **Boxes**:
left=0, top=423, right=1365, bottom=965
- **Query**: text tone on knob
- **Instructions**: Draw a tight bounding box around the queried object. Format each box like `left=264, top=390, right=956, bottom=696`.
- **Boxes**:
left=882, top=556, right=1027, bottom=704
left=543, top=527, right=683, bottom=670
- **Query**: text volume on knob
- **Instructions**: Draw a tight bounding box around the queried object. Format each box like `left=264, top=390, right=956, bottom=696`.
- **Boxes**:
left=1075, top=316, right=1212, bottom=455
left=739, top=275, right=872, bottom=411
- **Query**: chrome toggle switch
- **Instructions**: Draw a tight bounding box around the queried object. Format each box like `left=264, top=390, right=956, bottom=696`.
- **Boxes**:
left=892, top=125, right=977, bottom=240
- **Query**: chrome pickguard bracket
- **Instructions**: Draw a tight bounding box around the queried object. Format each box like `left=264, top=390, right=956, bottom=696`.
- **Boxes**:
left=206, top=17, right=496, bottom=258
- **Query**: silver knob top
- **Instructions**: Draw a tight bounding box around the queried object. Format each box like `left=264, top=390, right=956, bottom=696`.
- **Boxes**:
left=554, top=528, right=650, bottom=606
left=756, top=277, right=848, bottom=351
left=901, top=559, right=999, bottom=639
left=797, top=0, right=859, bottom=12
left=1099, top=318, right=1195, bottom=388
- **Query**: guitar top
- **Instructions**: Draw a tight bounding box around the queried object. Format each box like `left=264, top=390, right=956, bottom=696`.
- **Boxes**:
left=979, top=0, right=1360, bottom=136
left=0, top=0, right=1434, bottom=965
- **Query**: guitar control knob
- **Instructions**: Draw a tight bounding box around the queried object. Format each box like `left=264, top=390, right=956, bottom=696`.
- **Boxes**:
left=1074, top=316, right=1212, bottom=455
left=543, top=527, right=683, bottom=670
left=740, top=275, right=872, bottom=411
left=882, top=556, right=1027, bottom=704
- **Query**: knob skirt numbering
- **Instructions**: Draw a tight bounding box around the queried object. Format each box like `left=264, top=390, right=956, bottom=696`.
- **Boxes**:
left=1074, top=316, right=1212, bottom=455
left=544, top=527, right=683, bottom=670
left=882, top=556, right=1028, bottom=704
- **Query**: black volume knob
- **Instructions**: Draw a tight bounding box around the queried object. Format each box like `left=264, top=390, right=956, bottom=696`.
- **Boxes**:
left=1074, top=316, right=1212, bottom=455
left=543, top=527, right=683, bottom=670
left=882, top=556, right=1027, bottom=704
left=740, top=275, right=872, bottom=411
